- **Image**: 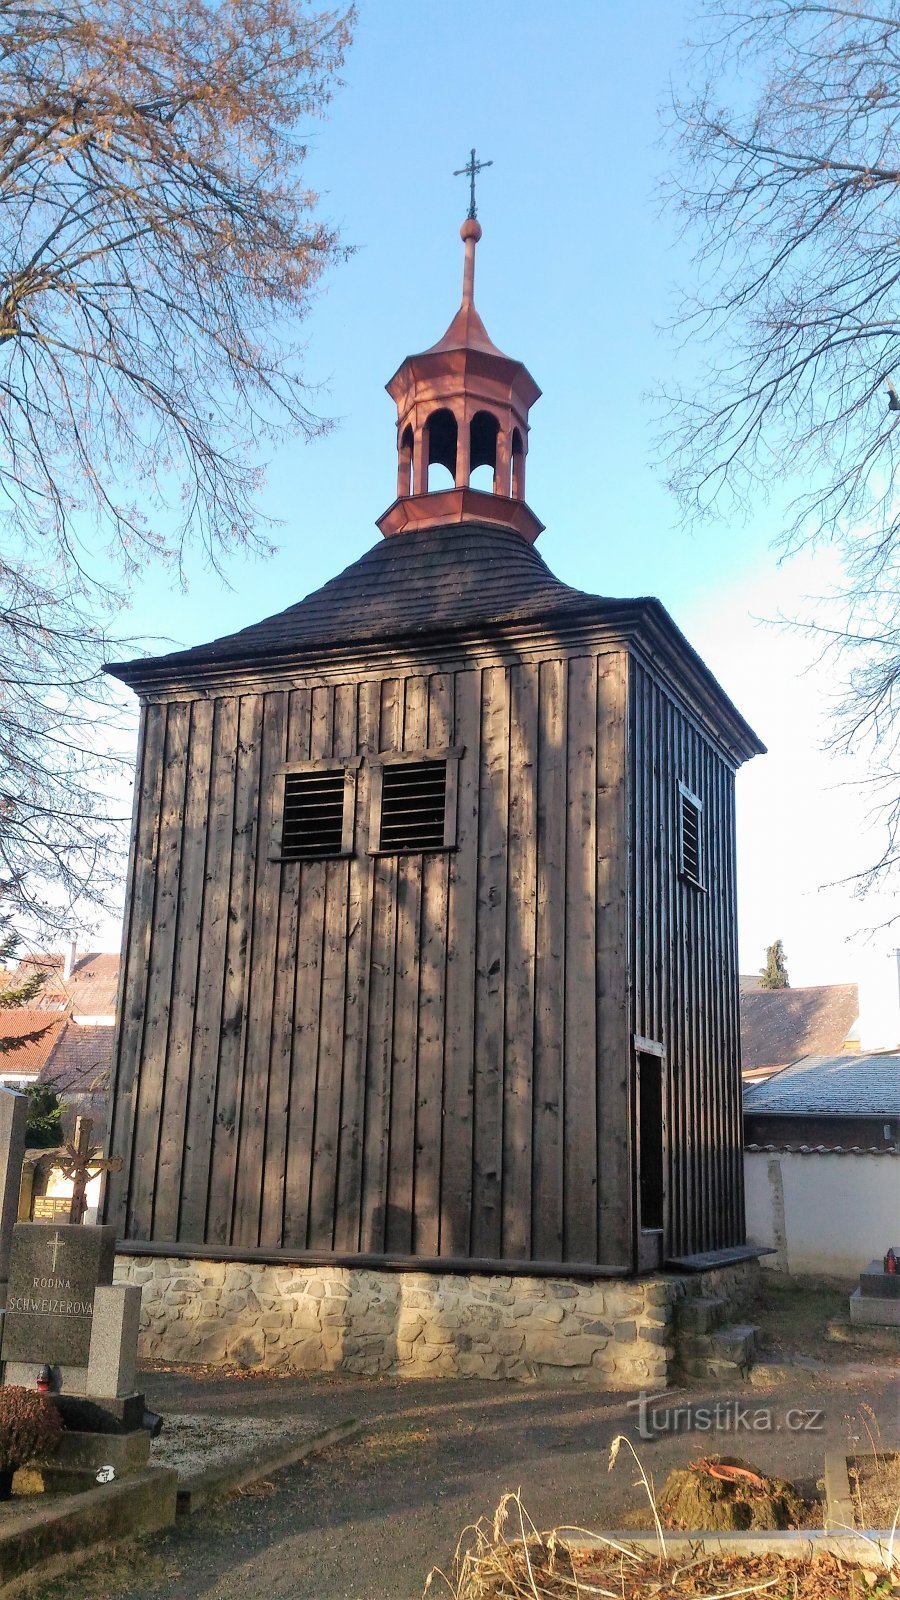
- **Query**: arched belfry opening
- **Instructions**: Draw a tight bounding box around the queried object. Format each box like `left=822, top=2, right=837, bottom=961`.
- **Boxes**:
left=398, top=425, right=414, bottom=498
left=379, top=209, right=544, bottom=542
left=426, top=409, right=457, bottom=491
left=511, top=427, right=525, bottom=501
left=469, top=410, right=500, bottom=492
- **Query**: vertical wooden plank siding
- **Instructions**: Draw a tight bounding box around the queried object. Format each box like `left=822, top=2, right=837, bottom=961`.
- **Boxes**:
left=112, top=642, right=745, bottom=1269
left=413, top=672, right=453, bottom=1255
left=105, top=701, right=161, bottom=1235
left=472, top=664, right=510, bottom=1258
left=439, top=669, right=480, bottom=1255
left=384, top=675, right=427, bottom=1253
left=153, top=698, right=214, bottom=1239
left=178, top=696, right=239, bottom=1242
left=500, top=662, right=537, bottom=1260
left=563, top=657, right=598, bottom=1261
left=126, top=701, right=189, bottom=1238
left=206, top=695, right=264, bottom=1243
left=308, top=682, right=353, bottom=1248
left=231, top=693, right=287, bottom=1247
left=333, top=678, right=380, bottom=1253
left=596, top=654, right=631, bottom=1269
left=532, top=658, right=566, bottom=1260
left=280, top=689, right=315, bottom=1247
left=360, top=678, right=401, bottom=1252
left=627, top=657, right=744, bottom=1256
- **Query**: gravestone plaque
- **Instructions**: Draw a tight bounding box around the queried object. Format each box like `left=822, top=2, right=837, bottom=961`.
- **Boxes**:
left=2, top=1223, right=116, bottom=1366
left=32, top=1197, right=74, bottom=1224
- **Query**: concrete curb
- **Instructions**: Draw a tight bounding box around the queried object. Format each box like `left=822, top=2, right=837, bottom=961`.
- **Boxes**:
left=0, top=1466, right=177, bottom=1597
left=175, top=1417, right=364, bottom=1514
left=563, top=1529, right=898, bottom=1564
left=824, top=1449, right=857, bottom=1532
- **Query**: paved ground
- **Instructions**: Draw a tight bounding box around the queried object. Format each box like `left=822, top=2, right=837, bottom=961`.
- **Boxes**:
left=28, top=1360, right=898, bottom=1600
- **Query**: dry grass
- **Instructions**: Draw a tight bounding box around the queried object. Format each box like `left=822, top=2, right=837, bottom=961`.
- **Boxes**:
left=424, top=1491, right=900, bottom=1599
left=424, top=1437, right=900, bottom=1600
left=849, top=1405, right=900, bottom=1534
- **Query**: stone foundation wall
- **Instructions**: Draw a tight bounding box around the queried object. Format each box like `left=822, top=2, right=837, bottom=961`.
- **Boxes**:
left=114, top=1257, right=760, bottom=1387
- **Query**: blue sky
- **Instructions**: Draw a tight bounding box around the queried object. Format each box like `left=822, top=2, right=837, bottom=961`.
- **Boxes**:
left=101, top=1, right=896, bottom=993
left=141, top=2, right=772, bottom=635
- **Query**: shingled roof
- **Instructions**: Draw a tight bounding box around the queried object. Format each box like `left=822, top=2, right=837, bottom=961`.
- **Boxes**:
left=743, top=1053, right=900, bottom=1118
left=107, top=525, right=590, bottom=677
left=103, top=524, right=765, bottom=762
left=740, top=983, right=859, bottom=1070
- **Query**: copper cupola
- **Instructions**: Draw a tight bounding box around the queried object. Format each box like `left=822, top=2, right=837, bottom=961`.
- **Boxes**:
left=377, top=212, right=543, bottom=543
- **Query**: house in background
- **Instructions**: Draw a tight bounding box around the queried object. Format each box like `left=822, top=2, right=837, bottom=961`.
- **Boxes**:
left=740, top=983, right=859, bottom=1087
left=2, top=948, right=119, bottom=1024
left=743, top=1053, right=900, bottom=1278
left=743, top=1053, right=899, bottom=1151
left=0, top=949, right=118, bottom=1181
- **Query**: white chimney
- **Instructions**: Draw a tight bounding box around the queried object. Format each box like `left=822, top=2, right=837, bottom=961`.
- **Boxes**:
left=857, top=942, right=900, bottom=1053
left=62, top=939, right=77, bottom=982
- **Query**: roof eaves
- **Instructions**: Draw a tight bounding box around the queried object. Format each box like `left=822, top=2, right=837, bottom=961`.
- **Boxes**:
left=104, top=592, right=765, bottom=764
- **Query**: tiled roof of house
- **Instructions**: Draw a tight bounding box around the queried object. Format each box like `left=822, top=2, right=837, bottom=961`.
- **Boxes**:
left=740, top=983, right=859, bottom=1070
left=743, top=1053, right=900, bottom=1117
left=38, top=1021, right=116, bottom=1093
left=1, top=952, right=119, bottom=1016
left=0, top=1010, right=66, bottom=1075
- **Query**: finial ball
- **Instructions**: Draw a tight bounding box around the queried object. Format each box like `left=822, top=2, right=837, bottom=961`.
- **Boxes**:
left=460, top=217, right=482, bottom=243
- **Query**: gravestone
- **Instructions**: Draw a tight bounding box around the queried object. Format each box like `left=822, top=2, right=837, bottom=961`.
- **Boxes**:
left=0, top=1219, right=150, bottom=1478
left=3, top=1223, right=116, bottom=1366
left=0, top=1089, right=26, bottom=1290
left=849, top=1252, right=900, bottom=1327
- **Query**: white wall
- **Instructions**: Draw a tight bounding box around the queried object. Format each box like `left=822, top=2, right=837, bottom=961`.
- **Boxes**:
left=744, top=1149, right=900, bottom=1279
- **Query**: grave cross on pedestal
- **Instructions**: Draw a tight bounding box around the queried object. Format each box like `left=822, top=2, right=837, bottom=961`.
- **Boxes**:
left=57, top=1116, right=123, bottom=1224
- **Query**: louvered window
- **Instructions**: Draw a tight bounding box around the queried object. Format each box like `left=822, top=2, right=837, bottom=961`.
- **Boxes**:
left=273, top=761, right=357, bottom=861
left=678, top=783, right=704, bottom=889
left=369, top=749, right=462, bottom=854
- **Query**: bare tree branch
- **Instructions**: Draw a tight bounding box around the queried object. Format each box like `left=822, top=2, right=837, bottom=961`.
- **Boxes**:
left=662, top=0, right=900, bottom=901
left=0, top=0, right=354, bottom=935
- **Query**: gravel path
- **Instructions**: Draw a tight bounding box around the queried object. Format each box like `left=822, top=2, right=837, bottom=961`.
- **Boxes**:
left=26, top=1362, right=898, bottom=1600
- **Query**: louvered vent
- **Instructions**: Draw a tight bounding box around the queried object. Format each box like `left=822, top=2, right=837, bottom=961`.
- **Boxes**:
left=281, top=769, right=346, bottom=860
left=379, top=760, right=447, bottom=851
left=679, top=788, right=703, bottom=887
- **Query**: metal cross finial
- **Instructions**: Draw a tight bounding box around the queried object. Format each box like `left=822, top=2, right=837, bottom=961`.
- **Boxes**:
left=453, top=147, right=493, bottom=220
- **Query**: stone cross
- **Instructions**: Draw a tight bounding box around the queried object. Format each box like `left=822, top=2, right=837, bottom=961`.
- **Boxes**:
left=57, top=1116, right=123, bottom=1224
left=453, top=147, right=493, bottom=220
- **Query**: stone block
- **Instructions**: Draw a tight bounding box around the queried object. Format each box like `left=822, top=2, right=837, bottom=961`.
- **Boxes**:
left=613, top=1321, right=636, bottom=1344
left=644, top=1279, right=679, bottom=1305
left=52, top=1392, right=146, bottom=1434
left=637, top=1322, right=670, bottom=1347
left=850, top=1288, right=900, bottom=1326
left=422, top=1323, right=456, bottom=1345
left=524, top=1333, right=605, bottom=1366
left=55, top=1426, right=151, bottom=1474
left=86, top=1285, right=142, bottom=1398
